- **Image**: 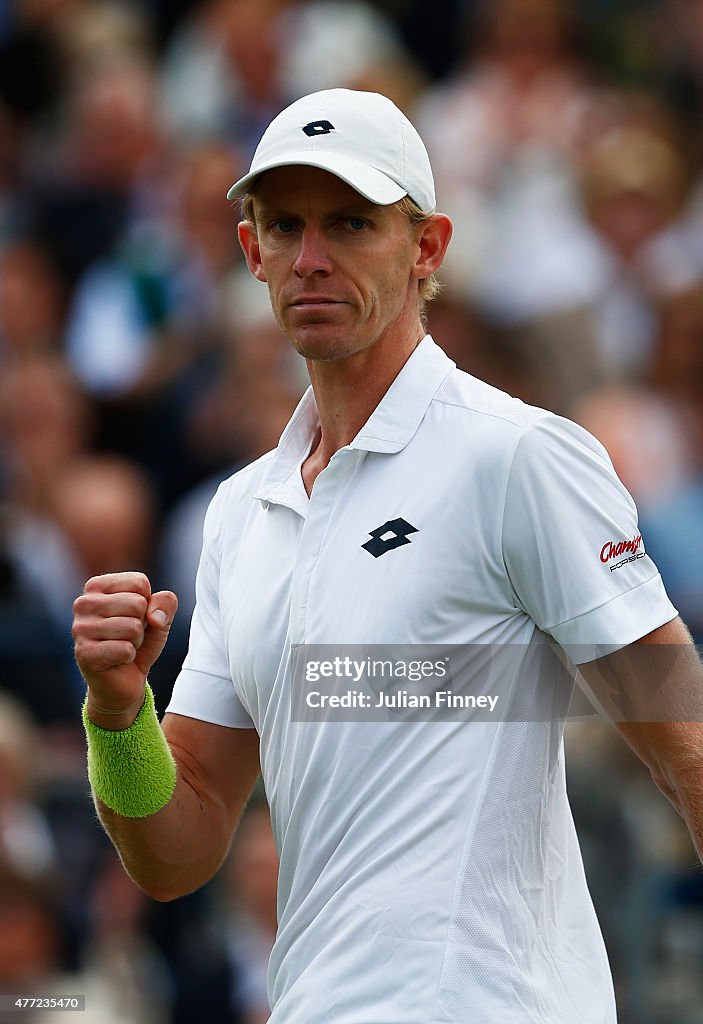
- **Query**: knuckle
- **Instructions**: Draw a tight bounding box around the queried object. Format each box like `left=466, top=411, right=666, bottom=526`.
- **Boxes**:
left=73, top=637, right=91, bottom=663
left=132, top=573, right=152, bottom=599
left=127, top=619, right=143, bottom=643
left=118, top=641, right=137, bottom=664
left=83, top=576, right=105, bottom=594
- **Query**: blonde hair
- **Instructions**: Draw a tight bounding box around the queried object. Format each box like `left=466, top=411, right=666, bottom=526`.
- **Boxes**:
left=238, top=192, right=441, bottom=308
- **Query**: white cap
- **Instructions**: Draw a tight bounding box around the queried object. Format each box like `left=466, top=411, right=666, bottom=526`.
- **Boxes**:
left=226, top=88, right=436, bottom=212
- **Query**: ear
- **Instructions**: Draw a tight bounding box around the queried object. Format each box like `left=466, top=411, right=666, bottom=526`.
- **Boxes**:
left=412, top=213, right=453, bottom=285
left=238, top=219, right=268, bottom=283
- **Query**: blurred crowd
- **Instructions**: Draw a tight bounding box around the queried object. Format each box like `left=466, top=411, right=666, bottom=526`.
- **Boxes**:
left=1, top=0, right=703, bottom=1021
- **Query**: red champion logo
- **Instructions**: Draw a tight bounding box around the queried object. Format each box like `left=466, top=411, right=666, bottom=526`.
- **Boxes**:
left=600, top=534, right=645, bottom=571
left=600, top=535, right=642, bottom=562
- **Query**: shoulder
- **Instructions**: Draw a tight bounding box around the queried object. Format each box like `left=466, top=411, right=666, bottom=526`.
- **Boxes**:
left=203, top=450, right=278, bottom=532
left=430, top=366, right=610, bottom=467
left=212, top=450, right=277, bottom=503
left=432, top=366, right=544, bottom=431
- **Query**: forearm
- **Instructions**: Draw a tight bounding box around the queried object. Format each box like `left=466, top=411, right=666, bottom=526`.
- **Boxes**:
left=583, top=618, right=703, bottom=864
left=621, top=720, right=703, bottom=866
left=85, top=692, right=260, bottom=901
left=85, top=690, right=232, bottom=899
left=94, top=766, right=234, bottom=902
left=665, top=764, right=703, bottom=865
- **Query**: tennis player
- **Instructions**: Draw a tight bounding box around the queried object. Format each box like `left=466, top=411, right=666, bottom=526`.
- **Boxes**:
left=73, top=89, right=703, bottom=1024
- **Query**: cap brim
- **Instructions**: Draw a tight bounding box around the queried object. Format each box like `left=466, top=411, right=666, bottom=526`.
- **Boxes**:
left=226, top=150, right=407, bottom=205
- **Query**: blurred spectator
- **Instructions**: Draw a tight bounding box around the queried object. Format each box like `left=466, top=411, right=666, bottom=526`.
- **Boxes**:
left=278, top=1, right=419, bottom=104
left=160, top=0, right=409, bottom=157
left=654, top=0, right=703, bottom=123
left=0, top=0, right=64, bottom=130
left=0, top=868, right=61, bottom=1023
left=160, top=0, right=293, bottom=153
left=432, top=85, right=701, bottom=409
left=419, top=0, right=600, bottom=193
left=0, top=100, right=24, bottom=239
left=565, top=273, right=703, bottom=552
left=27, top=54, right=167, bottom=287
left=648, top=284, right=703, bottom=460
left=416, top=0, right=611, bottom=295
left=52, top=0, right=154, bottom=76
left=565, top=716, right=702, bottom=1024
left=0, top=352, right=94, bottom=718
left=378, top=0, right=466, bottom=81
left=0, top=353, right=92, bottom=512
left=424, top=292, right=490, bottom=376
left=51, top=455, right=156, bottom=575
left=640, top=475, right=703, bottom=645
left=0, top=693, right=56, bottom=880
left=63, top=140, right=255, bottom=512
left=221, top=801, right=278, bottom=1024
left=634, top=283, right=703, bottom=644
left=0, top=854, right=175, bottom=1024
left=78, top=852, right=170, bottom=1024
left=487, top=307, right=605, bottom=414
left=577, top=113, right=701, bottom=377
left=65, top=141, right=244, bottom=400
left=0, top=239, right=65, bottom=364
left=1, top=447, right=155, bottom=718
left=159, top=308, right=304, bottom=622
left=416, top=2, right=703, bottom=406
left=570, top=383, right=696, bottom=509
left=10, top=454, right=156, bottom=630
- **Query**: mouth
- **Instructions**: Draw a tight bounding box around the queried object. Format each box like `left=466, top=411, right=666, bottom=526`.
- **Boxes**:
left=286, top=298, right=348, bottom=324
left=289, top=298, right=343, bottom=309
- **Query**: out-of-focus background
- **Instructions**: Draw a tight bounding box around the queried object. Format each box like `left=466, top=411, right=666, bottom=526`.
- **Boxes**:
left=0, top=0, right=703, bottom=1020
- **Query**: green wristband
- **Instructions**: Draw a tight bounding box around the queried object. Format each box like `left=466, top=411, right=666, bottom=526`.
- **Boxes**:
left=82, top=683, right=177, bottom=818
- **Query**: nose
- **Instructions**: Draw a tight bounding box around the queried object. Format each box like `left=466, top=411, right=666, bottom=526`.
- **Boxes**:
left=293, top=225, right=333, bottom=278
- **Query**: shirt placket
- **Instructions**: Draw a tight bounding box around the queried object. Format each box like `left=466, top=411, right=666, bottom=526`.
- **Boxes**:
left=289, top=447, right=358, bottom=644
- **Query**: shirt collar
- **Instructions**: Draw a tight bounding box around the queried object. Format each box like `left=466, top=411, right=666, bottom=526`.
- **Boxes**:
left=350, top=334, right=455, bottom=453
left=254, top=335, right=455, bottom=509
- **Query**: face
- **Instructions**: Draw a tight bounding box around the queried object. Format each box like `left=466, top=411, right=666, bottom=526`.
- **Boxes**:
left=238, top=166, right=427, bottom=363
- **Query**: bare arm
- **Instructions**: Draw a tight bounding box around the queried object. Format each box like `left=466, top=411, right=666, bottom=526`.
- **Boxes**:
left=73, top=572, right=260, bottom=901
left=95, top=715, right=260, bottom=901
left=578, top=617, right=703, bottom=862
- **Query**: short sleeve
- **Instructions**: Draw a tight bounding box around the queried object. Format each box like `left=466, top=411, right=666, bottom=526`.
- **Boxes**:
left=166, top=481, right=255, bottom=729
left=502, top=414, right=677, bottom=663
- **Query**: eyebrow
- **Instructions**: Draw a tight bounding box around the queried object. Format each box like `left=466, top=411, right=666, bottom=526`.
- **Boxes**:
left=255, top=200, right=380, bottom=221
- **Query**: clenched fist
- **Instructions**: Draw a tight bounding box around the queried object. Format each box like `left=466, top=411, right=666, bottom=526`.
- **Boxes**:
left=73, top=572, right=178, bottom=729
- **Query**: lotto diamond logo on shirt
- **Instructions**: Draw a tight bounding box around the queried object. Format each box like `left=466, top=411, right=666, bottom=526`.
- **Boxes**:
left=362, top=518, right=418, bottom=558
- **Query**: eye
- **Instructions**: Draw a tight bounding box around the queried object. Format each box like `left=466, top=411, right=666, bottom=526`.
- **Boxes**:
left=271, top=219, right=295, bottom=234
left=347, top=217, right=367, bottom=230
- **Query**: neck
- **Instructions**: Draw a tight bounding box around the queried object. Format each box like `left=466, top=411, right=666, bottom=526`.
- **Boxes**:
left=301, top=318, right=426, bottom=494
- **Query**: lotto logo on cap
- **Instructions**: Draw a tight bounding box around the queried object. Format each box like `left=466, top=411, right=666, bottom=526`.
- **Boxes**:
left=226, top=88, right=436, bottom=212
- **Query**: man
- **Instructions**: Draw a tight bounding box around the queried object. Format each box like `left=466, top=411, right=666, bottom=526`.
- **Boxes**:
left=74, top=89, right=703, bottom=1023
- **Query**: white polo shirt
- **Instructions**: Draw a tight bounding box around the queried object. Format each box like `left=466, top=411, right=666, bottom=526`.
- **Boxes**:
left=167, top=335, right=677, bottom=1024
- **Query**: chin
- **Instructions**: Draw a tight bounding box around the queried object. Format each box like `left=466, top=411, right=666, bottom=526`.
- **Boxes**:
left=288, top=327, right=361, bottom=363
left=293, top=342, right=354, bottom=363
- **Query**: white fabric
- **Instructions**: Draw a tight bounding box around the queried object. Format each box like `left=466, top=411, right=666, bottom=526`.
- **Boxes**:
left=168, top=336, right=677, bottom=1023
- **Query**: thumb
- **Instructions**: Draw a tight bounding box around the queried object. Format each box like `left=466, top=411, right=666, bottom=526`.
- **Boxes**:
left=136, top=591, right=178, bottom=673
